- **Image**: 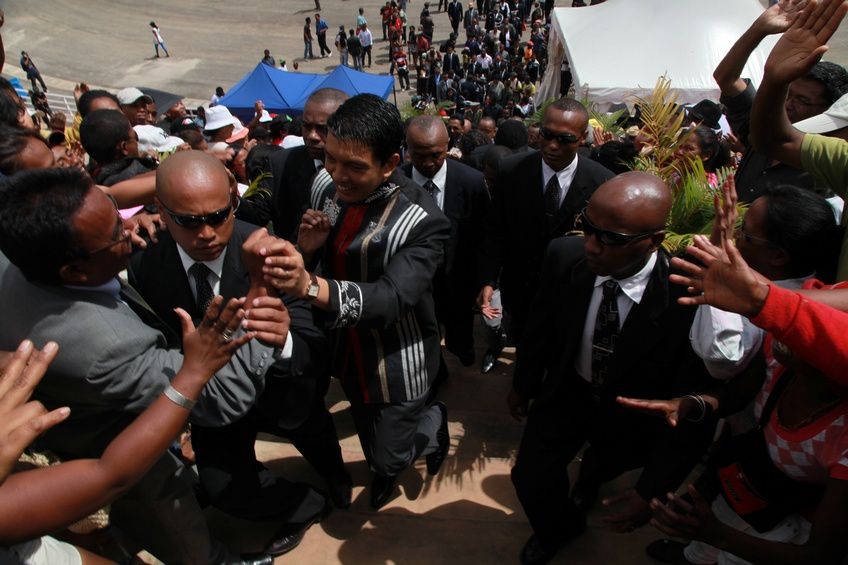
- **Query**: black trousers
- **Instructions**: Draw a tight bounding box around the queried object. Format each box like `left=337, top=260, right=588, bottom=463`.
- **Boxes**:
left=191, top=378, right=344, bottom=526
left=317, top=32, right=332, bottom=56
left=511, top=378, right=706, bottom=551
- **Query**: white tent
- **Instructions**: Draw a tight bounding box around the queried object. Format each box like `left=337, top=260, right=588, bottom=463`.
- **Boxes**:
left=537, top=0, right=778, bottom=110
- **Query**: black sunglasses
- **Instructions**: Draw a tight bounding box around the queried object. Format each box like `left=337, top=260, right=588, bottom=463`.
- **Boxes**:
left=575, top=208, right=660, bottom=247
left=539, top=126, right=580, bottom=145
left=159, top=197, right=239, bottom=229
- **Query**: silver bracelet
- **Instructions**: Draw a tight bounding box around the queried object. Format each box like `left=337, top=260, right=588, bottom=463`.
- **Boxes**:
left=164, top=385, right=197, bottom=410
left=683, top=394, right=707, bottom=422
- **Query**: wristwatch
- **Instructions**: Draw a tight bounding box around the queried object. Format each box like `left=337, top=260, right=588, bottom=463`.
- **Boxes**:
left=306, top=272, right=320, bottom=300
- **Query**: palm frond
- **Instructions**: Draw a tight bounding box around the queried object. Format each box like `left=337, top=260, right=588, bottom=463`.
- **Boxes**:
left=243, top=172, right=271, bottom=199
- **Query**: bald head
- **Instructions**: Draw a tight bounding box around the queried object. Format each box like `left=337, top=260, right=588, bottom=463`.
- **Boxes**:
left=156, top=150, right=231, bottom=203
left=590, top=172, right=671, bottom=233
left=407, top=115, right=449, bottom=144
left=307, top=88, right=349, bottom=109
left=583, top=172, right=670, bottom=278
left=406, top=116, right=449, bottom=179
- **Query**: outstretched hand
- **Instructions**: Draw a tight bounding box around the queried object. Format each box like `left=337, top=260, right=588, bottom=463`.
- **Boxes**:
left=754, top=0, right=810, bottom=35
left=669, top=235, right=771, bottom=318
left=0, top=340, right=69, bottom=485
left=763, top=0, right=848, bottom=85
left=616, top=396, right=685, bottom=427
left=176, top=296, right=252, bottom=380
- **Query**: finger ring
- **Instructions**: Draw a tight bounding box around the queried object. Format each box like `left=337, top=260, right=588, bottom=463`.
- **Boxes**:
left=221, top=328, right=234, bottom=342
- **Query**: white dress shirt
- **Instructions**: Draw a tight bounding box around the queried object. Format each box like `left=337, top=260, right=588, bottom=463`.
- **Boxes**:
left=541, top=155, right=579, bottom=209
left=574, top=252, right=657, bottom=382
left=689, top=274, right=811, bottom=380
left=411, top=159, right=447, bottom=211
left=176, top=244, right=293, bottom=359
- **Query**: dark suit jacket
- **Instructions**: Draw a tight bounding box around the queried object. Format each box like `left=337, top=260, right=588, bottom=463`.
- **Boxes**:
left=128, top=220, right=328, bottom=428
left=515, top=236, right=714, bottom=499
left=478, top=150, right=614, bottom=317
left=402, top=159, right=490, bottom=327
left=236, top=145, right=318, bottom=241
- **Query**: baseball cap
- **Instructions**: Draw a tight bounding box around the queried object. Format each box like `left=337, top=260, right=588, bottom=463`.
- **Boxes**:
left=794, top=92, right=848, bottom=134
left=116, top=87, right=153, bottom=106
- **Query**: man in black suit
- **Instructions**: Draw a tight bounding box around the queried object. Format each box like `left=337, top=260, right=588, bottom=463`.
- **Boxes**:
left=237, top=88, right=349, bottom=241
left=509, top=172, right=715, bottom=565
left=402, top=115, right=491, bottom=374
left=129, top=151, right=349, bottom=556
left=477, top=97, right=615, bottom=346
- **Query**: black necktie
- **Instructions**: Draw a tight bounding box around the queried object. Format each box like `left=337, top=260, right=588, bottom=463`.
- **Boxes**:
left=189, top=262, right=214, bottom=315
left=544, top=174, right=560, bottom=217
left=424, top=180, right=438, bottom=201
left=591, top=280, right=621, bottom=393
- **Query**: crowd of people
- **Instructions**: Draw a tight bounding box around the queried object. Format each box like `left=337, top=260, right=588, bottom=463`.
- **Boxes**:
left=2, top=0, right=848, bottom=564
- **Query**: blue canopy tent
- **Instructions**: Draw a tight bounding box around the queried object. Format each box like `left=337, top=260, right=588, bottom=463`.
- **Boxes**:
left=218, top=63, right=395, bottom=121
left=217, top=63, right=320, bottom=121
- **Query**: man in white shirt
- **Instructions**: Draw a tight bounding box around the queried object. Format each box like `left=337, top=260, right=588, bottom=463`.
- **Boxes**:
left=509, top=172, right=715, bottom=565
left=402, top=116, right=490, bottom=383
left=359, top=24, right=374, bottom=67
left=129, top=151, right=349, bottom=555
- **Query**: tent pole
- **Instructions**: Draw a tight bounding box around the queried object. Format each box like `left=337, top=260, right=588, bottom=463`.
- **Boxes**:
left=392, top=81, right=397, bottom=107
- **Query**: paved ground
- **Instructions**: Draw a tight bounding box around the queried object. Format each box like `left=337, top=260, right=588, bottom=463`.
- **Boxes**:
left=204, top=324, right=664, bottom=565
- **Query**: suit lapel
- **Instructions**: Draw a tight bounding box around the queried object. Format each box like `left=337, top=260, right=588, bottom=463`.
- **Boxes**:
left=160, top=236, right=200, bottom=321
left=552, top=160, right=590, bottom=234
left=219, top=229, right=251, bottom=301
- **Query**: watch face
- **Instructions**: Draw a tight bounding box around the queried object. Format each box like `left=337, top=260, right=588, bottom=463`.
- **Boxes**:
left=308, top=283, right=320, bottom=298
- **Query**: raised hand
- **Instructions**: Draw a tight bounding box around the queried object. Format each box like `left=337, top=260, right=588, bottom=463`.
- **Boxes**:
left=753, top=0, right=810, bottom=35
left=297, top=209, right=332, bottom=256
left=176, top=296, right=252, bottom=379
left=763, top=0, right=848, bottom=85
left=669, top=235, right=770, bottom=317
left=0, top=341, right=69, bottom=484
left=709, top=173, right=738, bottom=246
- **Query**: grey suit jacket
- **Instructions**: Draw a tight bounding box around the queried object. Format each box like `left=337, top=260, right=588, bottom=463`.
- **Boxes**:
left=0, top=253, right=273, bottom=458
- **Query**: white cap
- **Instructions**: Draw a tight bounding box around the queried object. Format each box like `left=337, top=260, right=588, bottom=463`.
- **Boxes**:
left=259, top=109, right=273, bottom=123
left=116, top=87, right=152, bottom=105
left=204, top=105, right=236, bottom=131
left=134, top=125, right=184, bottom=154
left=794, top=92, right=848, bottom=134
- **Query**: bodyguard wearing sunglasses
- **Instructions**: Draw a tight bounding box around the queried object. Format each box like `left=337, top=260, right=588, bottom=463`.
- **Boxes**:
left=509, top=172, right=714, bottom=565
left=477, top=97, right=614, bottom=348
left=129, top=151, right=347, bottom=557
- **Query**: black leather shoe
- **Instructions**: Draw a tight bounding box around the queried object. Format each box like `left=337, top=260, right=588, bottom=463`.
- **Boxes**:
left=519, top=535, right=557, bottom=565
left=238, top=553, right=275, bottom=564
left=480, top=349, right=498, bottom=373
left=370, top=473, right=397, bottom=509
left=426, top=401, right=449, bottom=475
left=265, top=527, right=307, bottom=557
left=325, top=472, right=353, bottom=510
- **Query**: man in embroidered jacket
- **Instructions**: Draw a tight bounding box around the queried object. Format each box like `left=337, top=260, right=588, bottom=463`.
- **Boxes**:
left=250, top=94, right=452, bottom=509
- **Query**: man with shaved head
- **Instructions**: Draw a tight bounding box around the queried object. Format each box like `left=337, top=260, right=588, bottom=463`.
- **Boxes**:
left=238, top=88, right=349, bottom=241
left=129, top=151, right=347, bottom=557
left=508, top=172, right=714, bottom=565
left=402, top=115, right=490, bottom=380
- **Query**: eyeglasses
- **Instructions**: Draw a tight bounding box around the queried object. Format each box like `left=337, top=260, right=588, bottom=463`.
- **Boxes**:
left=81, top=195, right=132, bottom=257
left=575, top=208, right=660, bottom=246
left=735, top=226, right=777, bottom=247
left=159, top=197, right=239, bottom=229
left=539, top=126, right=580, bottom=145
